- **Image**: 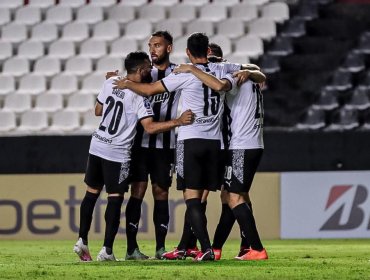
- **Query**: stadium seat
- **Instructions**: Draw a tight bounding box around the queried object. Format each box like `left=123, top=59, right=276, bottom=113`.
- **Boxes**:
left=34, top=94, right=63, bottom=113
left=65, top=57, right=92, bottom=76
left=3, top=94, right=32, bottom=113
left=0, top=76, right=15, bottom=96
left=152, top=0, right=180, bottom=6
left=17, top=41, right=44, bottom=60
left=358, top=71, right=370, bottom=90
left=234, top=36, right=264, bottom=59
left=49, top=74, right=78, bottom=95
left=170, top=56, right=188, bottom=65
left=110, top=38, right=138, bottom=58
left=169, top=4, right=196, bottom=23
left=45, top=6, right=73, bottom=26
left=0, top=0, right=23, bottom=10
left=1, top=23, right=27, bottom=43
left=28, top=0, right=55, bottom=9
left=224, top=53, right=250, bottom=64
left=89, top=0, right=116, bottom=8
left=34, top=57, right=61, bottom=77
left=125, top=20, right=152, bottom=40
left=339, top=52, right=365, bottom=73
left=0, top=42, right=12, bottom=61
left=325, top=71, right=352, bottom=91
left=0, top=8, right=11, bottom=26
left=119, top=0, right=148, bottom=6
left=107, top=5, right=135, bottom=25
left=139, top=4, right=166, bottom=23
left=242, top=0, right=269, bottom=5
left=66, top=94, right=95, bottom=112
left=59, top=0, right=85, bottom=9
left=259, top=55, right=280, bottom=74
left=172, top=36, right=188, bottom=58
left=296, top=107, right=326, bottom=130
left=2, top=57, right=29, bottom=77
left=361, top=110, right=370, bottom=130
left=212, top=0, right=240, bottom=6
left=0, top=111, right=16, bottom=133
left=17, top=111, right=48, bottom=132
left=344, top=88, right=370, bottom=111
left=187, top=20, right=214, bottom=36
left=80, top=73, right=106, bottom=95
left=261, top=2, right=290, bottom=23
left=79, top=110, right=100, bottom=133
left=155, top=20, right=184, bottom=39
left=79, top=39, right=107, bottom=59
left=48, top=111, right=80, bottom=132
left=76, top=6, right=103, bottom=25
left=14, top=6, right=41, bottom=26
left=312, top=89, right=339, bottom=111
left=230, top=4, right=258, bottom=23
left=48, top=41, right=75, bottom=61
left=248, top=18, right=277, bottom=41
left=355, top=32, right=370, bottom=54
left=182, top=0, right=209, bottom=6
left=209, top=35, right=231, bottom=56
left=325, top=108, right=359, bottom=131
left=92, top=20, right=120, bottom=42
left=96, top=57, right=123, bottom=74
left=217, top=19, right=245, bottom=39
left=199, top=4, right=227, bottom=22
left=30, top=23, right=58, bottom=43
left=17, top=74, right=46, bottom=95
left=267, top=37, right=293, bottom=56
left=61, top=22, right=89, bottom=42
left=281, top=17, right=306, bottom=38
left=295, top=3, right=318, bottom=21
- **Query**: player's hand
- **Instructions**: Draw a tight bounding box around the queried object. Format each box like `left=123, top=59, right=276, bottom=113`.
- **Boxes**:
left=173, top=64, right=195, bottom=74
left=233, top=70, right=251, bottom=86
left=112, top=77, right=128, bottom=89
left=106, top=70, right=119, bottom=80
left=177, top=109, right=195, bottom=126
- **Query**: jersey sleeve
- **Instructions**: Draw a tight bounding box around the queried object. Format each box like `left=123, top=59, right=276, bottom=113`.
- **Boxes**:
left=224, top=74, right=239, bottom=95
left=161, top=72, right=191, bottom=93
left=136, top=96, right=154, bottom=121
left=223, top=62, right=242, bottom=74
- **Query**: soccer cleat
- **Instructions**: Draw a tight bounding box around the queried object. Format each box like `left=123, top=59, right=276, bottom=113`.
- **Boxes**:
left=235, top=246, right=250, bottom=259
left=161, top=248, right=186, bottom=260
left=155, top=247, right=166, bottom=260
left=193, top=249, right=215, bottom=262
left=186, top=246, right=200, bottom=258
left=125, top=248, right=150, bottom=260
left=73, top=238, right=92, bottom=262
left=97, top=247, right=116, bottom=261
left=213, top=248, right=222, bottom=261
left=235, top=248, right=268, bottom=261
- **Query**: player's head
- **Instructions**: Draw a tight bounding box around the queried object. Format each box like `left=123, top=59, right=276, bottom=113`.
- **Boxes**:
left=186, top=32, right=209, bottom=60
left=208, top=43, right=224, bottom=63
left=125, top=51, right=152, bottom=82
left=149, top=30, right=173, bottom=65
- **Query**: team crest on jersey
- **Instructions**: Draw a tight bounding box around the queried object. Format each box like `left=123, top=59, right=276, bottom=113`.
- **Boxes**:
left=150, top=92, right=170, bottom=104
left=143, top=97, right=152, bottom=110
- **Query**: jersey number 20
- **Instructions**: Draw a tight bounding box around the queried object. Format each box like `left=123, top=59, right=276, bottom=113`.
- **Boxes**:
left=99, top=96, right=123, bottom=135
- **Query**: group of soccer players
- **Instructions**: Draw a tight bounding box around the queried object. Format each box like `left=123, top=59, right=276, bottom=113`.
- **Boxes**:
left=73, top=30, right=268, bottom=262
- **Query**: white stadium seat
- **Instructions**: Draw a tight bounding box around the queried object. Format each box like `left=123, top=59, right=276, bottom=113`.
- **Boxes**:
left=187, top=20, right=214, bottom=36
left=172, top=36, right=188, bottom=57
left=0, top=76, right=15, bottom=96
left=182, top=0, right=209, bottom=6
left=96, top=57, right=123, bottom=74
left=110, top=38, right=138, bottom=57
left=34, top=57, right=61, bottom=77
left=217, top=19, right=245, bottom=39
left=230, top=4, right=258, bottom=23
left=89, top=0, right=116, bottom=7
left=261, top=2, right=290, bottom=23
left=209, top=35, right=232, bottom=56
left=0, top=0, right=23, bottom=10
left=0, top=111, right=16, bottom=132
left=28, top=0, right=55, bottom=9
left=17, top=41, right=44, bottom=60
left=0, top=42, right=12, bottom=61
left=48, top=40, right=76, bottom=60
left=48, top=110, right=80, bottom=132
left=169, top=4, right=196, bottom=23
left=155, top=20, right=184, bottom=39
left=248, top=18, right=277, bottom=41
left=107, top=5, right=135, bottom=25
left=225, top=53, right=250, bottom=64
left=79, top=110, right=101, bottom=133
left=2, top=57, right=29, bottom=77
left=30, top=23, right=58, bottom=43
left=17, top=74, right=46, bottom=95
left=61, top=22, right=89, bottom=42
left=45, top=6, right=73, bottom=26
left=59, top=0, right=85, bottom=9
left=76, top=6, right=103, bottom=25
left=79, top=39, right=107, bottom=59
left=125, top=19, right=152, bottom=40
left=66, top=94, right=95, bottom=112
left=17, top=111, right=48, bottom=132
left=212, top=0, right=240, bottom=6
left=242, top=0, right=269, bottom=5
left=119, top=0, right=148, bottom=7
left=152, top=0, right=180, bottom=6
left=92, top=20, right=120, bottom=42
left=234, top=35, right=264, bottom=59
left=199, top=4, right=227, bottom=22
left=3, top=94, right=32, bottom=113
left=49, top=74, right=78, bottom=95
left=65, top=57, right=92, bottom=76
left=139, top=4, right=166, bottom=23
left=80, top=73, right=106, bottom=95
left=14, top=6, right=41, bottom=26
left=0, top=8, right=11, bottom=25
left=34, top=94, right=63, bottom=113
left=1, top=23, right=27, bottom=43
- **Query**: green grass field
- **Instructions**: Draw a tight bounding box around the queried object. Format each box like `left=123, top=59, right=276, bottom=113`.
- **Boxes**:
left=0, top=239, right=369, bottom=279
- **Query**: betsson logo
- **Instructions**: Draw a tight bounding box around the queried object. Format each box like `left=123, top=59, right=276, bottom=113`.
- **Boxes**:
left=320, top=185, right=370, bottom=231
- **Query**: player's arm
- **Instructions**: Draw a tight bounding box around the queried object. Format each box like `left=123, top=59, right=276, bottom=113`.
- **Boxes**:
left=173, top=64, right=231, bottom=92
left=140, top=109, right=194, bottom=134
left=241, top=64, right=261, bottom=71
left=94, top=101, right=103, bottom=116
left=233, top=69, right=266, bottom=85
left=113, top=79, right=165, bottom=96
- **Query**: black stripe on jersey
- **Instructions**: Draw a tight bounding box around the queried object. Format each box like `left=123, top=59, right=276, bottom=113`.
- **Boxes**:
left=149, top=69, right=166, bottom=148
left=134, top=122, right=144, bottom=148
left=96, top=98, right=103, bottom=105
left=222, top=100, right=233, bottom=149
left=162, top=91, right=175, bottom=149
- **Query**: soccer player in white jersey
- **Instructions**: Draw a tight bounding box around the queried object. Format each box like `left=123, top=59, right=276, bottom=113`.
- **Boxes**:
left=73, top=51, right=194, bottom=262
left=113, top=33, right=245, bottom=261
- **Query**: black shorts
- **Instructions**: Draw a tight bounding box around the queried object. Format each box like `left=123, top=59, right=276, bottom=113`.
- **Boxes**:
left=176, top=138, right=222, bottom=191
left=130, top=147, right=175, bottom=189
left=224, top=149, right=263, bottom=194
left=84, top=154, right=130, bottom=194
left=218, top=149, right=227, bottom=190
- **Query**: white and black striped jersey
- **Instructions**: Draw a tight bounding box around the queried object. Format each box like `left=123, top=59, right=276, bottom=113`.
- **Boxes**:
left=134, top=63, right=181, bottom=149
left=223, top=80, right=264, bottom=150
left=89, top=77, right=154, bottom=162
left=161, top=62, right=240, bottom=141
